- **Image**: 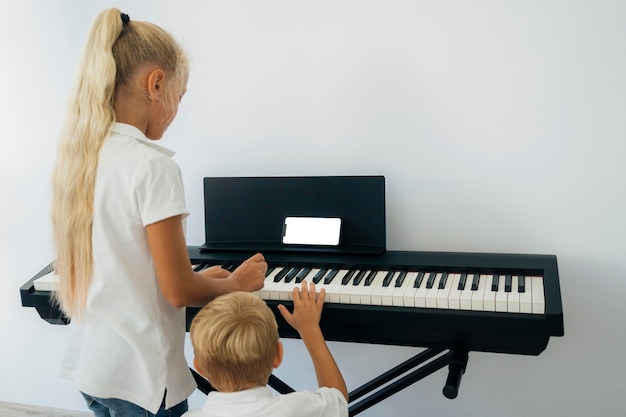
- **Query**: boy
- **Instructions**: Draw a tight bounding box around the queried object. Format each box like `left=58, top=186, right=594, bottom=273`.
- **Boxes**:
left=185, top=281, right=349, bottom=417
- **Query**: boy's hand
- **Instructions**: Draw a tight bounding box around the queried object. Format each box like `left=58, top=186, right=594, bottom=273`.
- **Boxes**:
left=278, top=281, right=348, bottom=402
left=278, top=281, right=325, bottom=336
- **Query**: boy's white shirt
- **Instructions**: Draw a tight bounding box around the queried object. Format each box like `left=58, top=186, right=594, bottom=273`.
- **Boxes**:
left=183, top=386, right=348, bottom=417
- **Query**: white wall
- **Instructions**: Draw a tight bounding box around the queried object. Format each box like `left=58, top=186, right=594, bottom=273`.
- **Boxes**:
left=2, top=1, right=625, bottom=416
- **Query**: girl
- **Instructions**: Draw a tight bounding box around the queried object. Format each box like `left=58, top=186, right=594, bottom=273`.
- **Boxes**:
left=51, top=8, right=267, bottom=417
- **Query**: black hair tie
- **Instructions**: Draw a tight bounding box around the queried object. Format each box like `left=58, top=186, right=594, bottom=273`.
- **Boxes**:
left=120, top=13, right=130, bottom=25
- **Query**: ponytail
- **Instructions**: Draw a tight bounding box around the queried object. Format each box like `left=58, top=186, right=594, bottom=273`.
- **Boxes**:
left=51, top=8, right=188, bottom=318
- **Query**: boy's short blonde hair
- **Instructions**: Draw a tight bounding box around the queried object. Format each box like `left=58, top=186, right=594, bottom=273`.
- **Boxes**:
left=190, top=292, right=279, bottom=391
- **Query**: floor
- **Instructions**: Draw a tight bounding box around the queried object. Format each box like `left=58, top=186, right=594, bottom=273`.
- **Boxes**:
left=0, top=402, right=91, bottom=417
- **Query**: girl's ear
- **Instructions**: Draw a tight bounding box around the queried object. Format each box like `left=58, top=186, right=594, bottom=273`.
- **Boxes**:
left=273, top=341, right=284, bottom=369
left=146, top=68, right=165, bottom=101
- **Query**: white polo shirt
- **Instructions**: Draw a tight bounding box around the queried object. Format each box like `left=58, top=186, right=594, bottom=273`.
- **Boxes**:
left=183, top=386, right=348, bottom=417
left=60, top=123, right=196, bottom=413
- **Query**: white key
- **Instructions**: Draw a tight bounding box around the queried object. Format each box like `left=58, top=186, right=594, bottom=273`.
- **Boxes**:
left=338, top=270, right=359, bottom=304
left=33, top=273, right=48, bottom=291
left=259, top=267, right=288, bottom=300
left=360, top=271, right=386, bottom=305
left=508, top=275, right=520, bottom=313
left=325, top=269, right=350, bottom=303
left=34, top=271, right=58, bottom=291
left=519, top=275, right=533, bottom=313
left=306, top=268, right=333, bottom=300
left=380, top=272, right=399, bottom=306
left=531, top=276, right=545, bottom=314
left=484, top=274, right=498, bottom=312
left=346, top=270, right=372, bottom=304
left=392, top=272, right=414, bottom=307
left=273, top=267, right=299, bottom=301
left=471, top=274, right=488, bottom=311
left=459, top=274, right=474, bottom=310
left=370, top=271, right=392, bottom=305
left=283, top=266, right=316, bottom=300
left=447, top=274, right=462, bottom=310
left=414, top=272, right=433, bottom=308
left=425, top=273, right=443, bottom=308
left=436, top=273, right=453, bottom=309
left=400, top=272, right=422, bottom=307
left=495, top=275, right=508, bottom=312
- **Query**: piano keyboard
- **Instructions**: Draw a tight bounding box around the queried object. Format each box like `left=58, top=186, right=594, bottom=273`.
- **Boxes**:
left=33, top=271, right=58, bottom=292
left=34, top=265, right=545, bottom=315
left=22, top=248, right=563, bottom=354
left=193, top=264, right=545, bottom=315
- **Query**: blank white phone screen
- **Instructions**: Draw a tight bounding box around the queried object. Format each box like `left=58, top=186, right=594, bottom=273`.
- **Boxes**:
left=282, top=217, right=342, bottom=246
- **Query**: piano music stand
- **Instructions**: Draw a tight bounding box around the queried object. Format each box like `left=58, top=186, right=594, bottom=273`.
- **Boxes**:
left=191, top=347, right=469, bottom=417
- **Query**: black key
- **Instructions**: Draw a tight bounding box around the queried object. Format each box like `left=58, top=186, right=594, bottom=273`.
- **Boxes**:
left=471, top=273, right=480, bottom=291
left=295, top=267, right=312, bottom=283
left=353, top=270, right=367, bottom=286
left=414, top=272, right=425, bottom=288
left=505, top=274, right=512, bottom=292
left=194, top=264, right=208, bottom=272
left=382, top=271, right=396, bottom=287
left=438, top=272, right=449, bottom=289
left=220, top=264, right=233, bottom=272
left=364, top=270, right=378, bottom=286
left=342, top=270, right=357, bottom=285
left=312, top=268, right=328, bottom=284
left=458, top=273, right=468, bottom=290
left=274, top=267, right=291, bottom=282
left=324, top=269, right=339, bottom=285
left=425, top=272, right=437, bottom=289
left=395, top=271, right=408, bottom=287
left=491, top=274, right=500, bottom=291
left=518, top=275, right=526, bottom=293
left=284, top=267, right=301, bottom=283
left=265, top=266, right=276, bottom=277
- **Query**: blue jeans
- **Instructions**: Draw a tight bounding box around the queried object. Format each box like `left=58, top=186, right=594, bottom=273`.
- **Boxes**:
left=81, top=392, right=188, bottom=417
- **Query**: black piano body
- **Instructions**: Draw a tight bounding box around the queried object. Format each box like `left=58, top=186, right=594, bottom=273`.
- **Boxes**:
left=187, top=247, right=563, bottom=356
left=21, top=246, right=564, bottom=356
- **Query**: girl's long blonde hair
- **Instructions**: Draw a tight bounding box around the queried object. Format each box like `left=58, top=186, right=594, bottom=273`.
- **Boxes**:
left=51, top=8, right=188, bottom=319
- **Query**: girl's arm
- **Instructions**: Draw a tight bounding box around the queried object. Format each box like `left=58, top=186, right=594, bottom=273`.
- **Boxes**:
left=146, top=215, right=267, bottom=307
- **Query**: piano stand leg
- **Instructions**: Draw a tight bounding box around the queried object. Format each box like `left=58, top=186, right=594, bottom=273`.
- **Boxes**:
left=348, top=347, right=446, bottom=403
left=348, top=348, right=467, bottom=417
left=191, top=368, right=296, bottom=396
left=268, top=374, right=296, bottom=394
left=443, top=349, right=469, bottom=399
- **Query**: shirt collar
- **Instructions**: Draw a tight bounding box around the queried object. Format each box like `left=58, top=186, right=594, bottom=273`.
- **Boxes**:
left=110, top=122, right=176, bottom=157
left=204, top=386, right=272, bottom=406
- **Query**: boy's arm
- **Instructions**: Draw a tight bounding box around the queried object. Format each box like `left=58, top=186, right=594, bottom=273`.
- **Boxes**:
left=277, top=282, right=349, bottom=401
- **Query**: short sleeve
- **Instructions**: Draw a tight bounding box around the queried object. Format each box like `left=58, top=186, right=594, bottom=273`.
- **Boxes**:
left=135, top=155, right=189, bottom=226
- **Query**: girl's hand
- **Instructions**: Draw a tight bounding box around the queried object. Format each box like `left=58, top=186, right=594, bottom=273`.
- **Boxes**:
left=229, top=253, right=267, bottom=292
left=198, top=265, right=230, bottom=279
